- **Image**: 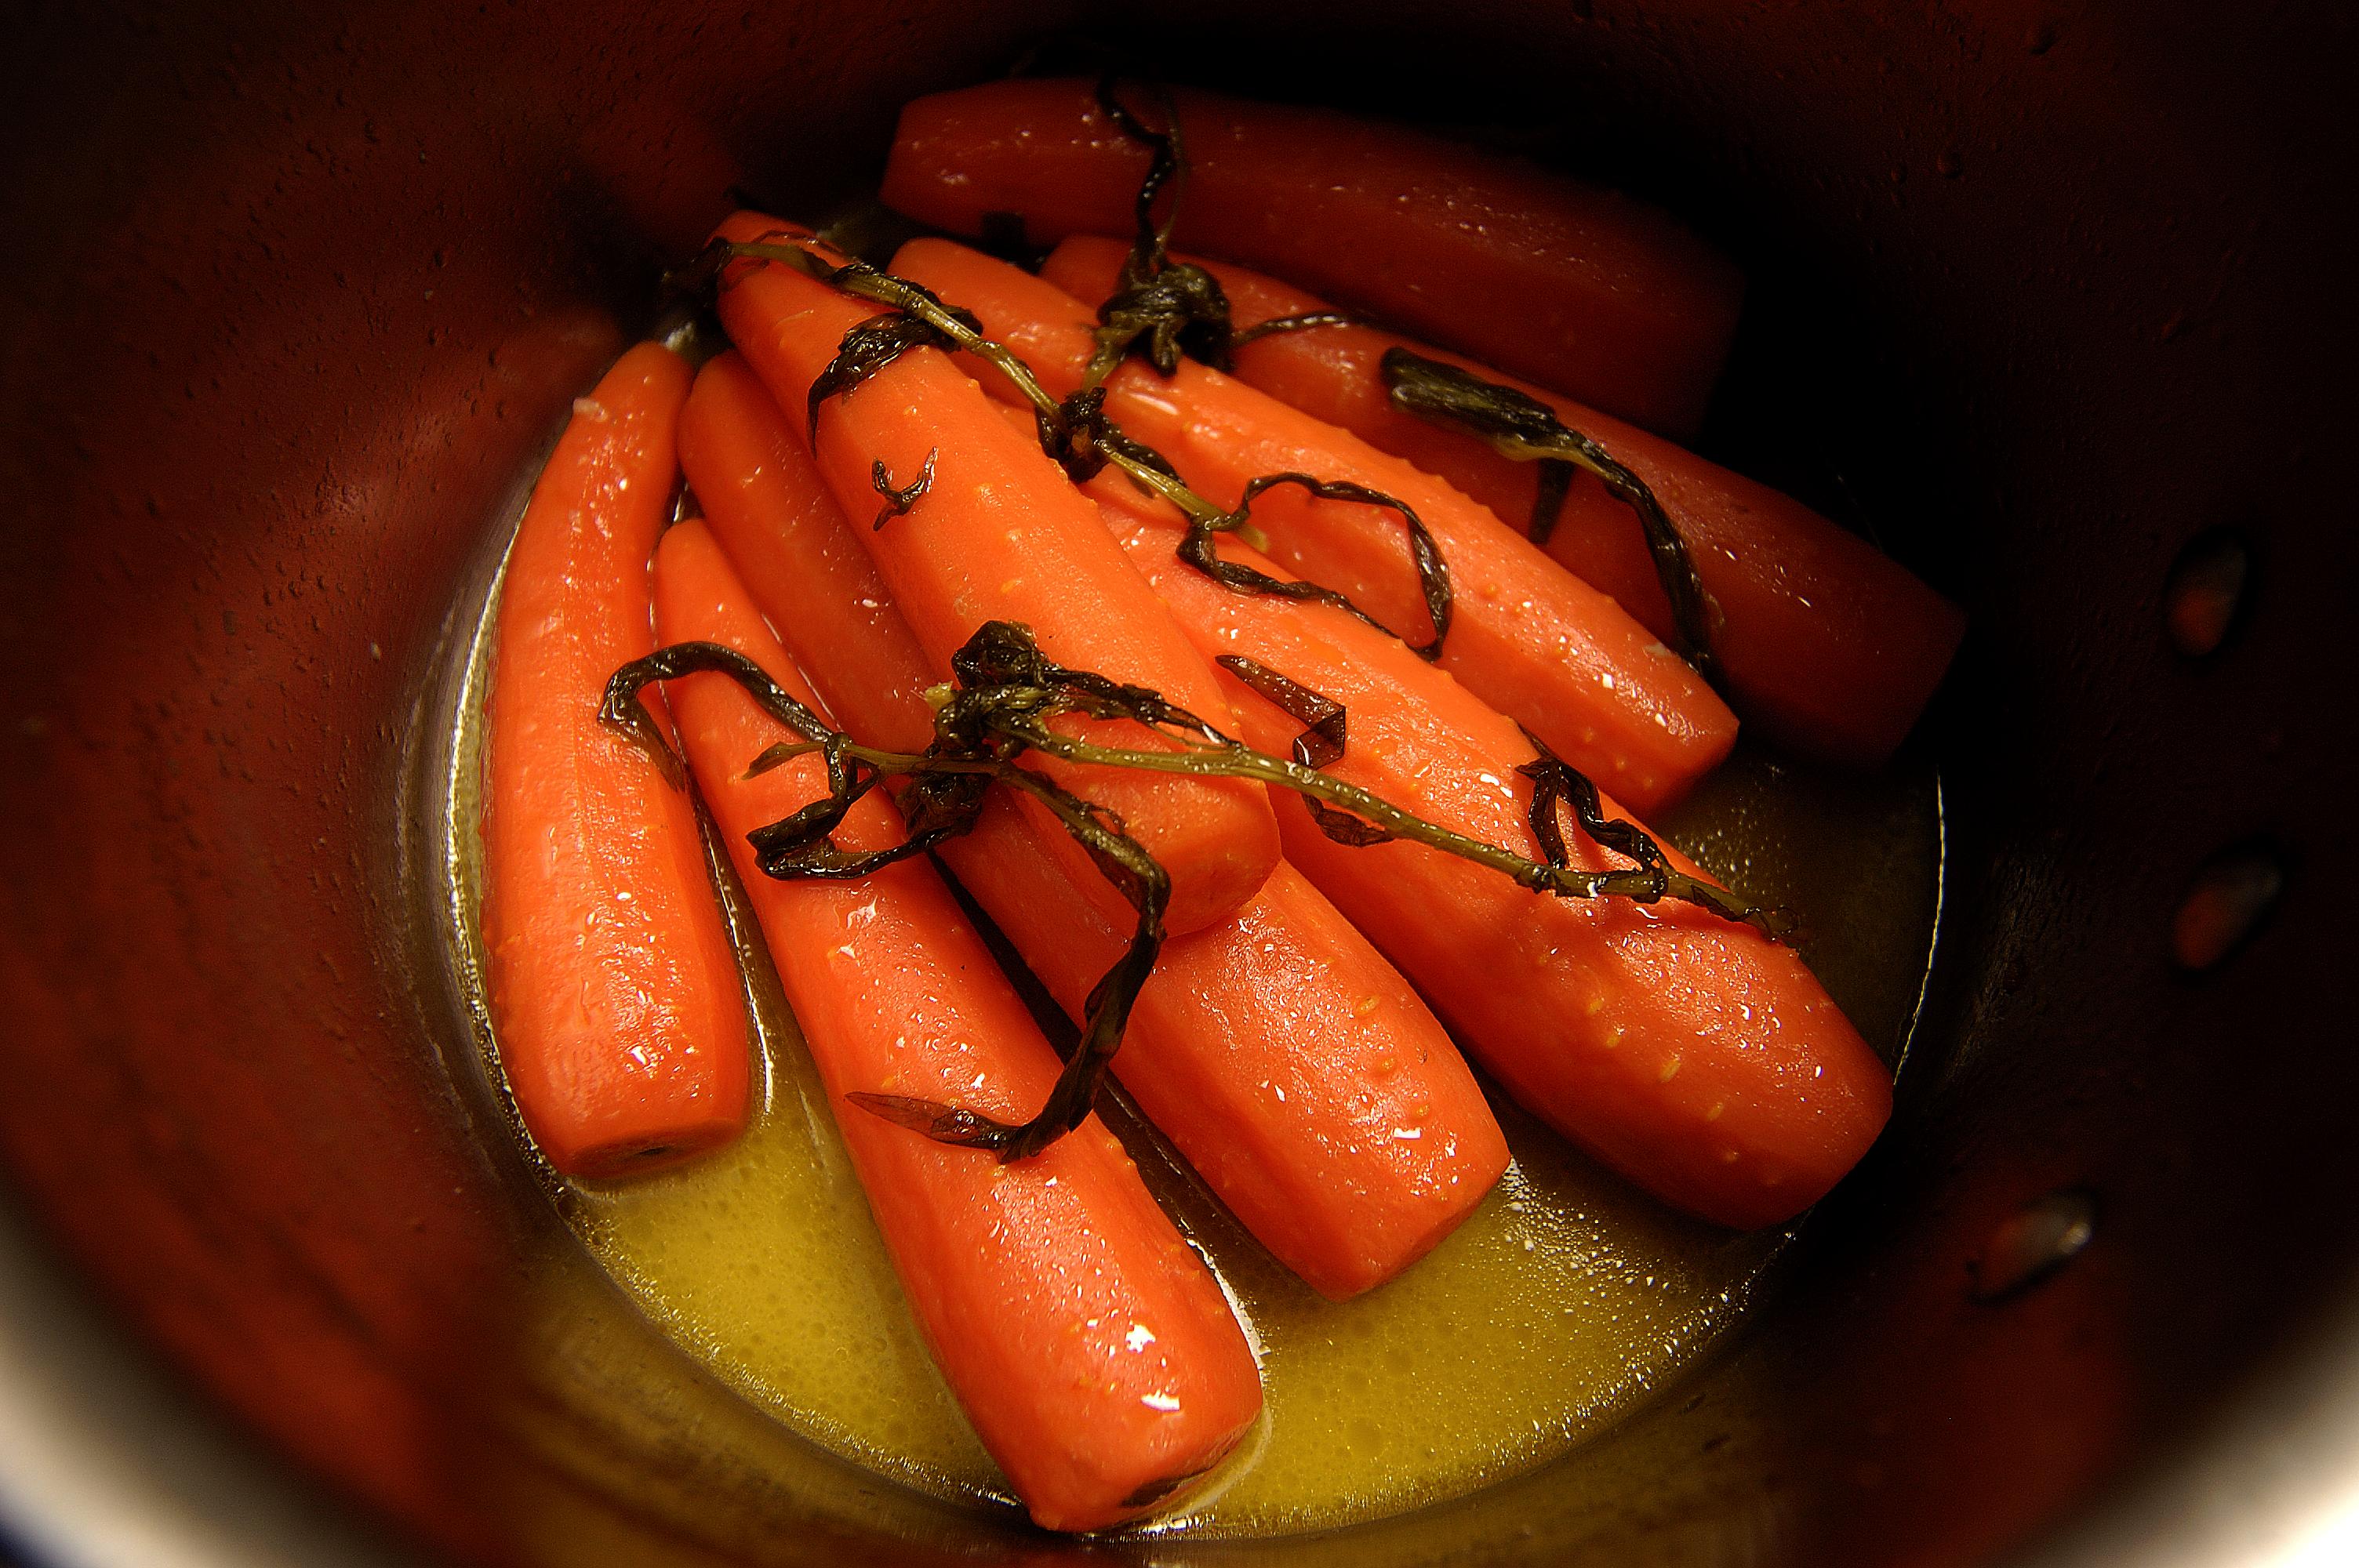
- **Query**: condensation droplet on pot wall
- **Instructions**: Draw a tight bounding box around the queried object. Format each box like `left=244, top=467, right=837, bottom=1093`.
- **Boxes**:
left=1970, top=1189, right=2096, bottom=1304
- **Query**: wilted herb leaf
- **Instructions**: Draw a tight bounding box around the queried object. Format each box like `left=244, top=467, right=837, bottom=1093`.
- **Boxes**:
left=1382, top=347, right=1720, bottom=679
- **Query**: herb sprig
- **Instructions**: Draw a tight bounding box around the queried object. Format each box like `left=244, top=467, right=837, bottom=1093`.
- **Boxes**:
left=1060, top=78, right=1721, bottom=684
left=1380, top=348, right=1721, bottom=678
left=671, top=227, right=1452, bottom=659
left=606, top=621, right=1782, bottom=1163
left=1081, top=78, right=1363, bottom=387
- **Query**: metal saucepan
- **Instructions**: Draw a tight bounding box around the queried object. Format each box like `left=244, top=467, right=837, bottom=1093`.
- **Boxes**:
left=2, top=2, right=2354, bottom=1563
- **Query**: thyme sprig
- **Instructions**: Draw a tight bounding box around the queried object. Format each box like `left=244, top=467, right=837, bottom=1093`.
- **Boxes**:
left=1080, top=78, right=1236, bottom=387
left=602, top=634, right=1169, bottom=1163
left=676, top=228, right=1452, bottom=659
left=602, top=620, right=1783, bottom=1163
left=1379, top=347, right=1721, bottom=681
left=1082, top=74, right=1363, bottom=389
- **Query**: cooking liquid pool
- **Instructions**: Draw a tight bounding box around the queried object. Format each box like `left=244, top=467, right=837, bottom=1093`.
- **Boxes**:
left=437, top=533, right=1942, bottom=1537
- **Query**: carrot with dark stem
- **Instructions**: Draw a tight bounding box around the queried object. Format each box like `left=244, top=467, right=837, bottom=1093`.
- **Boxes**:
left=889, top=237, right=1738, bottom=814
left=881, top=77, right=1743, bottom=438
left=1044, top=235, right=1965, bottom=765
left=479, top=342, right=751, bottom=1178
left=682, top=352, right=1507, bottom=1296
left=670, top=230, right=1812, bottom=1217
left=623, top=538, right=1800, bottom=1210
left=706, top=211, right=1281, bottom=936
left=942, top=799, right=1508, bottom=1298
left=1074, top=469, right=1892, bottom=1230
left=645, top=518, right=1261, bottom=1530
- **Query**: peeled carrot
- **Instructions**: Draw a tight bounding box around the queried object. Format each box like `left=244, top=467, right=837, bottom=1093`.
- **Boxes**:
left=890, top=238, right=1738, bottom=815
left=882, top=78, right=1743, bottom=438
left=651, top=518, right=1260, bottom=1530
left=682, top=354, right=1507, bottom=1295
left=951, top=810, right=1506, bottom=1298
left=1045, top=236, right=1965, bottom=766
left=478, top=343, right=750, bottom=1178
left=1078, top=473, right=1891, bottom=1230
left=679, top=350, right=939, bottom=755
left=709, top=212, right=1278, bottom=935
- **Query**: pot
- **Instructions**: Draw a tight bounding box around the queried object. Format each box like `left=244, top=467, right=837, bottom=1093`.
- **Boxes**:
left=2, top=2, right=2354, bottom=1563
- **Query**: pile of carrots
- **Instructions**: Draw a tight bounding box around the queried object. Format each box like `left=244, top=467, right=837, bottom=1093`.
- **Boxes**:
left=478, top=78, right=1961, bottom=1534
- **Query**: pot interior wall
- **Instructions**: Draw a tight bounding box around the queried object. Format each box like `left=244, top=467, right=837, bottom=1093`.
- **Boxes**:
left=2, top=2, right=2354, bottom=1565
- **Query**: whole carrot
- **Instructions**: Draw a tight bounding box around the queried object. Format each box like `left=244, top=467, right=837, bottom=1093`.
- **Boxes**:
left=882, top=77, right=1742, bottom=437
left=890, top=237, right=1738, bottom=815
left=479, top=342, right=750, bottom=1177
left=708, top=212, right=1279, bottom=935
left=1081, top=475, right=1891, bottom=1230
left=650, top=518, right=1261, bottom=1530
left=681, top=354, right=1507, bottom=1295
left=1044, top=235, right=1965, bottom=766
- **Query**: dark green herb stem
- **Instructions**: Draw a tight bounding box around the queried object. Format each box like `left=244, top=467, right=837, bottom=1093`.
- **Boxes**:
left=694, top=232, right=1452, bottom=661
left=603, top=620, right=1780, bottom=1162
left=602, top=637, right=1169, bottom=1163
left=1379, top=347, right=1721, bottom=680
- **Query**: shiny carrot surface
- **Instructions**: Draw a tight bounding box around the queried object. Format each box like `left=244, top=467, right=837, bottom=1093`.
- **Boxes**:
left=480, top=342, right=750, bottom=1177
left=1044, top=235, right=1963, bottom=765
left=947, top=805, right=1508, bottom=1299
left=882, top=77, right=1742, bottom=437
left=679, top=350, right=940, bottom=755
left=652, top=518, right=1260, bottom=1530
left=1080, top=477, right=1892, bottom=1230
left=683, top=381, right=1507, bottom=1295
left=709, top=212, right=1278, bottom=935
left=890, top=237, right=1738, bottom=814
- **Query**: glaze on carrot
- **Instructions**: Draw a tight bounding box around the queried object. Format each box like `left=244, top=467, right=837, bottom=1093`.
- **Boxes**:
left=881, top=77, right=1743, bottom=438
left=679, top=350, right=940, bottom=754
left=478, top=343, right=750, bottom=1178
left=708, top=212, right=1279, bottom=935
left=1079, top=474, right=1891, bottom=1230
left=680, top=355, right=1507, bottom=1295
left=890, top=238, right=1738, bottom=815
left=1045, top=235, right=1965, bottom=765
left=946, top=803, right=1508, bottom=1298
left=652, top=518, right=1261, bottom=1530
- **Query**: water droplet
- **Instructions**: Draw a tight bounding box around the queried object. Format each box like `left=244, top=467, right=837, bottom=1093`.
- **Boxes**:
left=1969, top=1189, right=2095, bottom=1303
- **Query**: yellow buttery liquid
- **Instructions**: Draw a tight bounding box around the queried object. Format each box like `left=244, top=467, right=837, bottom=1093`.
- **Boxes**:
left=445, top=557, right=1941, bottom=1537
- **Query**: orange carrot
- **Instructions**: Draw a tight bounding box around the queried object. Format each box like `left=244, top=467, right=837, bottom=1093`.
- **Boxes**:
left=1045, top=236, right=1965, bottom=765
left=479, top=343, right=749, bottom=1178
left=945, top=804, right=1507, bottom=1298
left=682, top=355, right=1507, bottom=1295
left=709, top=212, right=1278, bottom=935
left=651, top=518, right=1260, bottom=1530
left=890, top=237, right=1738, bottom=815
left=882, top=78, right=1741, bottom=437
left=679, top=350, right=939, bottom=755
left=1078, top=473, right=1891, bottom=1230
